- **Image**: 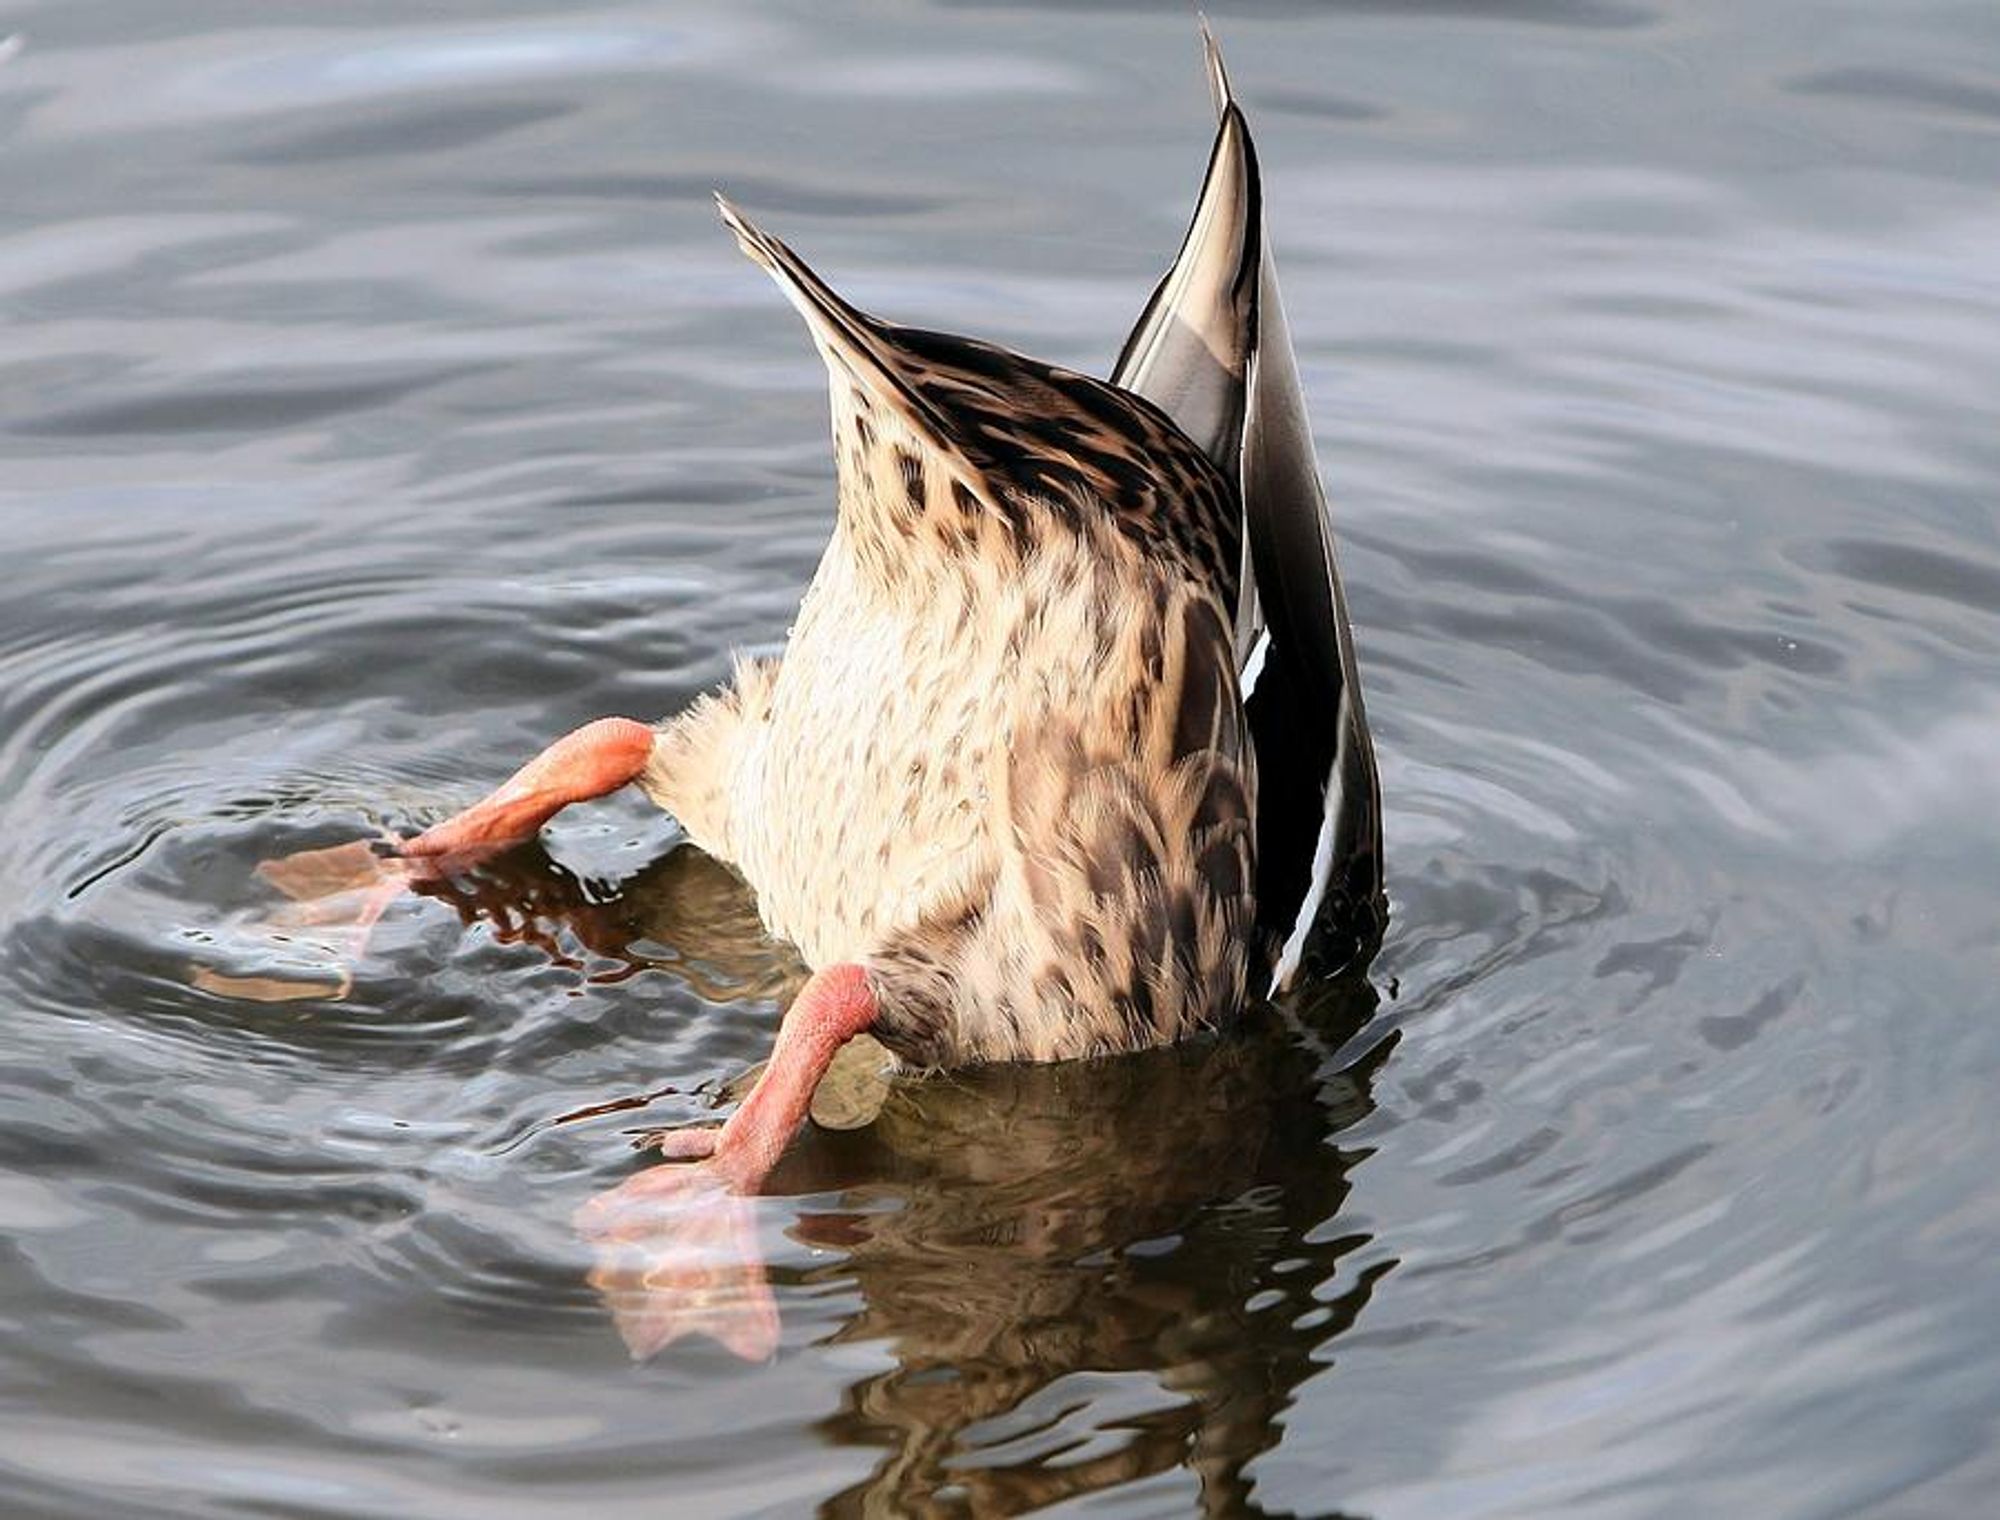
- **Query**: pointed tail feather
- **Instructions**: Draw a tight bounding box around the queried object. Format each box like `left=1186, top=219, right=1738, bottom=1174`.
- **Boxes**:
left=715, top=194, right=959, bottom=447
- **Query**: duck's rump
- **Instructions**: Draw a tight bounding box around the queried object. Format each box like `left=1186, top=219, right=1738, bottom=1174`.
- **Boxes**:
left=643, top=202, right=1262, bottom=1068
left=647, top=523, right=1257, bottom=1070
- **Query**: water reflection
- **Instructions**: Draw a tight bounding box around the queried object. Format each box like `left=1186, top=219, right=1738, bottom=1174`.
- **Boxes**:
left=800, top=990, right=1387, bottom=1517
left=415, top=845, right=1391, bottom=1512
left=413, top=840, right=804, bottom=1005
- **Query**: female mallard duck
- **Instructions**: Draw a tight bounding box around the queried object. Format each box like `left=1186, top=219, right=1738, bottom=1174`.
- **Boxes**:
left=268, top=30, right=1381, bottom=1267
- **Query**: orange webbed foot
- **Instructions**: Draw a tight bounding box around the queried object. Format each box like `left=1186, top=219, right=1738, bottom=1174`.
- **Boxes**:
left=255, top=836, right=408, bottom=906
left=574, top=1153, right=779, bottom=1362
left=225, top=834, right=413, bottom=994
left=570, top=965, right=880, bottom=1360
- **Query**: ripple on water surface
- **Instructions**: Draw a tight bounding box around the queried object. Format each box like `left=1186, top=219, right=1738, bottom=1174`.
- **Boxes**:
left=4, top=0, right=2000, bottom=1516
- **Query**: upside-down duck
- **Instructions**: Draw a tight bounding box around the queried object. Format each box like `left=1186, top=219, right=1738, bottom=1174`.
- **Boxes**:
left=262, top=28, right=1384, bottom=1352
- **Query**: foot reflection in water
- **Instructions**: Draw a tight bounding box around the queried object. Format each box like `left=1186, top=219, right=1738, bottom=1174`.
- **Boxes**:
left=263, top=841, right=1394, bottom=1512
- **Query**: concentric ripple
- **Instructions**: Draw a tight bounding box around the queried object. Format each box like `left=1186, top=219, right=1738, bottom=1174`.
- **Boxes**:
left=4, top=1, right=2000, bottom=1516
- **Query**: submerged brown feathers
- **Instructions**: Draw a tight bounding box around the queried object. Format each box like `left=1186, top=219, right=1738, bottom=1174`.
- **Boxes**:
left=641, top=216, right=1255, bottom=1067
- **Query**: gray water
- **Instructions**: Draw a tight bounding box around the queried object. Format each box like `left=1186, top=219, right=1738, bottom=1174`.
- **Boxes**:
left=4, top=2, right=1999, bottom=1516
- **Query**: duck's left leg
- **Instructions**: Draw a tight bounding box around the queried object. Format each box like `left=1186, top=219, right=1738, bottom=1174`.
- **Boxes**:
left=573, top=963, right=880, bottom=1359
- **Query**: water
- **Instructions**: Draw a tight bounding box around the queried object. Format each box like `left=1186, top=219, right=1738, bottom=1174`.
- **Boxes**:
left=3, top=1, right=1998, bottom=1514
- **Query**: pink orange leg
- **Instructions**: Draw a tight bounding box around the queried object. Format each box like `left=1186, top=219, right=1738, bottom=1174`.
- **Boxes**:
left=400, top=716, right=657, bottom=864
left=574, top=964, right=880, bottom=1359
left=249, top=717, right=658, bottom=990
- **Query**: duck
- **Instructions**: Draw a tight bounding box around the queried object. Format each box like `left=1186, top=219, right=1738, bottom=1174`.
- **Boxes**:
left=262, top=26, right=1382, bottom=1345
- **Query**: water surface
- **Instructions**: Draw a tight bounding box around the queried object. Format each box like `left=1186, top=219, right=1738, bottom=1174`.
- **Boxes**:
left=3, top=1, right=1999, bottom=1515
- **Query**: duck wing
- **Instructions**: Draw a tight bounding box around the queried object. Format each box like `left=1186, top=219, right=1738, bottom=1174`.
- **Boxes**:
left=1113, top=26, right=1385, bottom=990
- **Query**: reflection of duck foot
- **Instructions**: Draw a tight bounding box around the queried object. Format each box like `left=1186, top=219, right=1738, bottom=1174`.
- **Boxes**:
left=190, top=962, right=352, bottom=1002
left=574, top=1152, right=780, bottom=1362
left=574, top=964, right=879, bottom=1358
left=206, top=837, right=415, bottom=1001
left=257, top=837, right=405, bottom=905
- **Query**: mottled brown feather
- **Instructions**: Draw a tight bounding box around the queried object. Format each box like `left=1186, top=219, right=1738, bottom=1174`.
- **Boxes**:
left=642, top=208, right=1255, bottom=1068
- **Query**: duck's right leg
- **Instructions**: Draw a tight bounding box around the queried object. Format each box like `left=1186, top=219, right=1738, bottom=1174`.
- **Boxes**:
left=396, top=716, right=659, bottom=864
left=241, top=715, right=658, bottom=996
left=252, top=659, right=778, bottom=983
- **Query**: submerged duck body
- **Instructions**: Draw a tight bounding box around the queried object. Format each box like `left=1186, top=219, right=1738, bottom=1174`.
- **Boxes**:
left=645, top=254, right=1255, bottom=1067
left=622, top=35, right=1385, bottom=1075
left=264, top=31, right=1383, bottom=1274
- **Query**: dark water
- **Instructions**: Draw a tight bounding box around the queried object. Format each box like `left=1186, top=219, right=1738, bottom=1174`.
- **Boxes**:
left=4, top=2, right=1999, bottom=1515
